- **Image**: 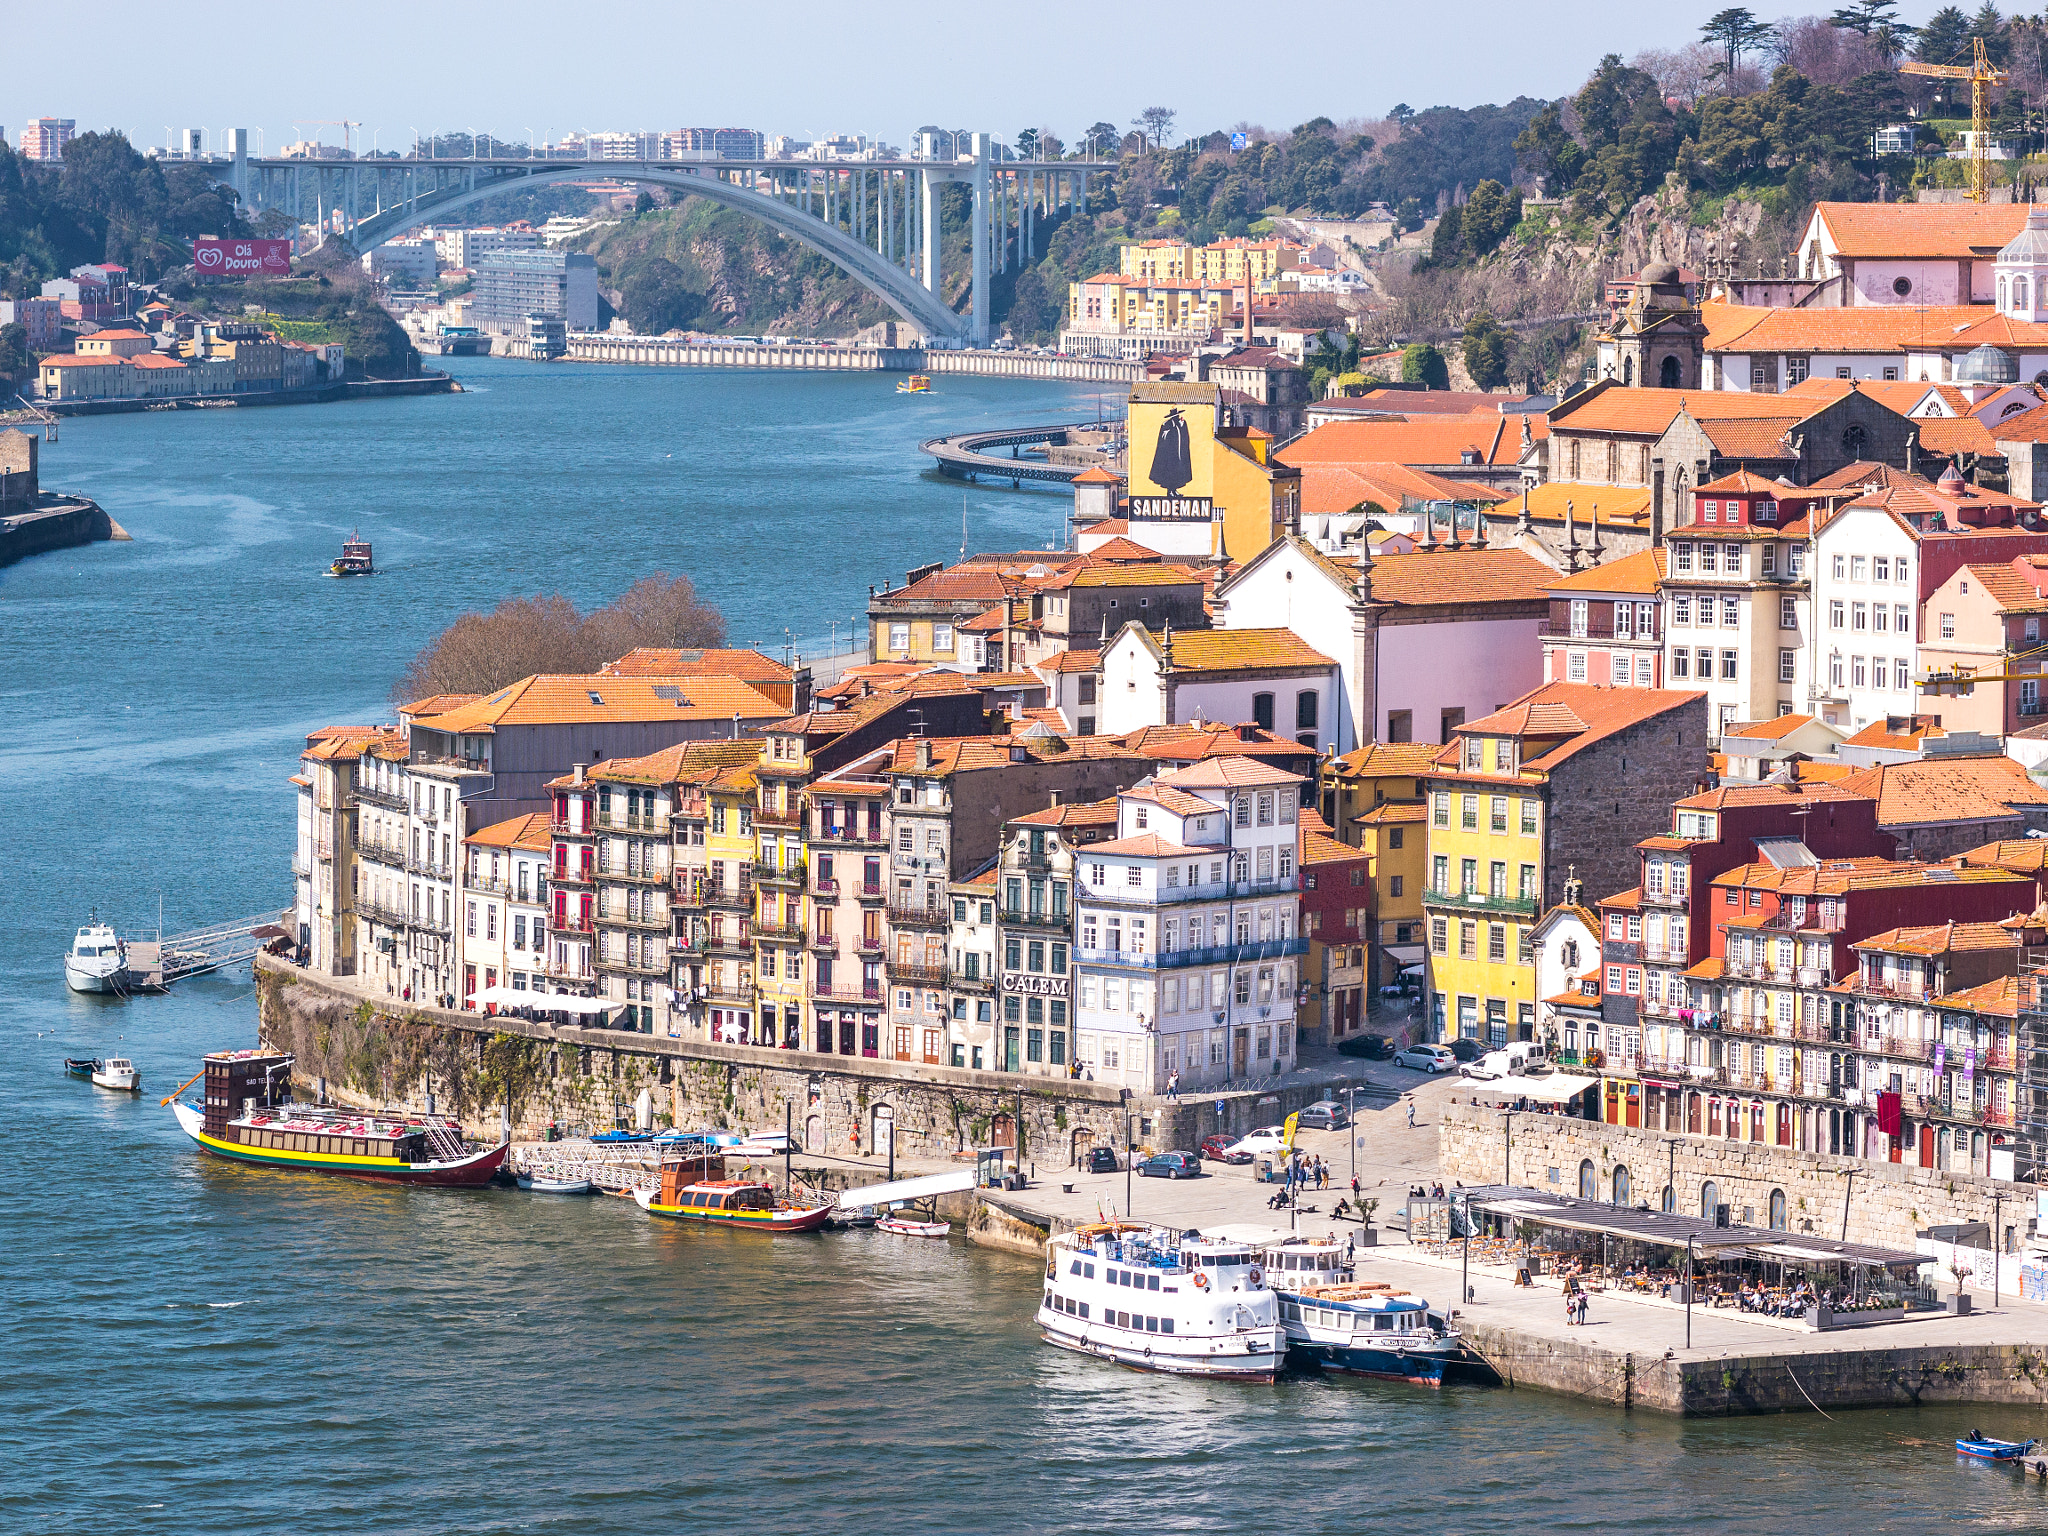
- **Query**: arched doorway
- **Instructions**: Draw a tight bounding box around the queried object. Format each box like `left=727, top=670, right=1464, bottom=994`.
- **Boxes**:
left=1070, top=1126, right=1095, bottom=1166
left=1659, top=354, right=1682, bottom=388
left=1579, top=1158, right=1597, bottom=1199
left=1612, top=1166, right=1632, bottom=1206
left=990, top=1112, right=1018, bottom=1153
left=1701, top=1180, right=1721, bottom=1220
left=1768, top=1189, right=1787, bottom=1230
left=1661, top=1184, right=1675, bottom=1214
left=871, top=1104, right=895, bottom=1159
left=804, top=1114, right=821, bottom=1151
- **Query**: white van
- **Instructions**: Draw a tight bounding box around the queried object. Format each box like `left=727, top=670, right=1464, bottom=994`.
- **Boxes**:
left=1461, top=1040, right=1549, bottom=1080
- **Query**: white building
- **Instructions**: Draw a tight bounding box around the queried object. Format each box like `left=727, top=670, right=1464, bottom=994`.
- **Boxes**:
left=460, top=813, right=553, bottom=1007
left=1094, top=622, right=1340, bottom=747
left=1073, top=758, right=1305, bottom=1092
left=432, top=225, right=542, bottom=270
left=364, top=238, right=437, bottom=288
left=349, top=747, right=494, bottom=1005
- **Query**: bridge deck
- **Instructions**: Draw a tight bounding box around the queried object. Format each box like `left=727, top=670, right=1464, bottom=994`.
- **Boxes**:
left=919, top=422, right=1121, bottom=484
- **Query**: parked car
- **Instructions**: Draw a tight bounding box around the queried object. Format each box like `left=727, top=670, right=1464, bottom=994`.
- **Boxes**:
left=1199, top=1133, right=1249, bottom=1163
left=1446, top=1037, right=1487, bottom=1063
left=1136, top=1151, right=1204, bottom=1179
left=1295, top=1100, right=1351, bottom=1130
left=1460, top=1041, right=1549, bottom=1080
left=1222, top=1126, right=1291, bottom=1159
left=1336, top=1033, right=1395, bottom=1060
left=1395, top=1044, right=1456, bottom=1073
left=1082, top=1146, right=1120, bottom=1173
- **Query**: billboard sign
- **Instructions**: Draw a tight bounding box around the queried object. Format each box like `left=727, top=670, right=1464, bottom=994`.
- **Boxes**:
left=1230, top=132, right=1248, bottom=153
left=193, top=237, right=293, bottom=280
left=1129, top=495, right=1217, bottom=523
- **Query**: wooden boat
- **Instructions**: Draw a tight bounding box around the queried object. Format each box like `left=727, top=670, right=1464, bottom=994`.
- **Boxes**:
left=326, top=534, right=373, bottom=577
left=64, top=1058, right=99, bottom=1079
left=876, top=1215, right=951, bottom=1238
left=92, top=1056, right=140, bottom=1092
left=896, top=373, right=932, bottom=395
left=1957, top=1433, right=2037, bottom=1461
left=632, top=1175, right=831, bottom=1233
left=169, top=1049, right=506, bottom=1187
left=516, top=1172, right=594, bottom=1194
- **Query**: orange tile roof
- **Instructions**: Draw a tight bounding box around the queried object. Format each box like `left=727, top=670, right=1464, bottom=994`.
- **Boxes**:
left=1545, top=547, right=1666, bottom=595
left=1547, top=379, right=1829, bottom=437
left=1083, top=536, right=1167, bottom=562
left=465, top=811, right=553, bottom=851
left=876, top=733, right=1144, bottom=776
left=1721, top=713, right=1823, bottom=742
left=1841, top=714, right=1949, bottom=751
left=1009, top=799, right=1120, bottom=828
left=1698, top=416, right=1801, bottom=459
left=1813, top=200, right=2028, bottom=259
left=1296, top=462, right=1500, bottom=517
left=1086, top=832, right=1202, bottom=857
left=414, top=674, right=787, bottom=733
left=1155, top=755, right=1303, bottom=789
left=1497, top=482, right=1654, bottom=527
left=1302, top=826, right=1361, bottom=866
left=1160, top=627, right=1335, bottom=673
left=1276, top=413, right=1526, bottom=469
left=398, top=692, right=483, bottom=716
left=1955, top=838, right=2048, bottom=875
left=1710, top=304, right=2029, bottom=356
left=130, top=352, right=187, bottom=369
left=599, top=647, right=794, bottom=683
left=1353, top=799, right=1428, bottom=825
left=1034, top=649, right=1101, bottom=675
left=1852, top=920, right=2022, bottom=956
left=585, top=737, right=760, bottom=784
left=1696, top=468, right=1790, bottom=496
left=40, top=355, right=125, bottom=368
left=1833, top=756, right=2048, bottom=828
left=1360, top=546, right=1558, bottom=608
left=1710, top=857, right=2022, bottom=898
left=1330, top=741, right=1442, bottom=777
left=301, top=725, right=401, bottom=763
left=1050, top=564, right=1206, bottom=590
left=1989, top=401, right=2048, bottom=443
left=1120, top=723, right=1313, bottom=761
left=1071, top=466, right=1122, bottom=484
left=1929, top=973, right=2033, bottom=1017
left=1445, top=682, right=1706, bottom=776
left=1124, top=783, right=1219, bottom=817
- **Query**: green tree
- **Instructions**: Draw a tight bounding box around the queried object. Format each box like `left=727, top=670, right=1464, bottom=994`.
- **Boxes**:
left=1462, top=313, right=1511, bottom=389
left=1829, top=0, right=1905, bottom=35
left=1081, top=122, right=1120, bottom=158
left=1968, top=1, right=2009, bottom=65
left=1917, top=5, right=1972, bottom=64
left=1430, top=204, right=1464, bottom=264
left=1401, top=343, right=1449, bottom=390
left=1700, top=8, right=1776, bottom=84
left=1134, top=107, right=1177, bottom=148
left=0, top=320, right=27, bottom=380
left=337, top=305, right=417, bottom=380
left=619, top=256, right=701, bottom=334
left=1015, top=128, right=1040, bottom=159
left=1514, top=103, right=1586, bottom=191
left=633, top=190, right=655, bottom=215
left=1459, top=179, right=1524, bottom=257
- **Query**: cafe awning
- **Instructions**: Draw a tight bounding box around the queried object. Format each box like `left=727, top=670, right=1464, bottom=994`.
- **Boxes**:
left=1462, top=1186, right=1926, bottom=1267
left=1465, top=1072, right=1599, bottom=1103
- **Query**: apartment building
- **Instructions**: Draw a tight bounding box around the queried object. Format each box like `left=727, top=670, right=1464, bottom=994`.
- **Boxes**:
left=988, top=801, right=1118, bottom=1077
left=1094, top=624, right=1340, bottom=745
left=946, top=863, right=1004, bottom=1071
left=1320, top=740, right=1436, bottom=996
left=697, top=758, right=761, bottom=1043
left=1543, top=549, right=1668, bottom=690
left=20, top=117, right=75, bottom=161
left=459, top=813, right=552, bottom=1007
left=471, top=250, right=599, bottom=335
left=805, top=749, right=891, bottom=1057
left=294, top=727, right=401, bottom=978
left=1299, top=813, right=1372, bottom=1045
left=1075, top=758, right=1307, bottom=1092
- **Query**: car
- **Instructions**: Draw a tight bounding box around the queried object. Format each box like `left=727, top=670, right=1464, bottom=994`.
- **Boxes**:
left=1461, top=1042, right=1548, bottom=1080
left=1295, top=1101, right=1351, bottom=1130
left=1446, top=1037, right=1487, bottom=1063
left=1221, top=1126, right=1290, bottom=1160
left=1335, top=1033, right=1395, bottom=1060
left=1199, top=1133, right=1249, bottom=1163
left=1082, top=1146, right=1120, bottom=1173
left=1136, top=1151, right=1203, bottom=1179
left=1395, top=1044, right=1456, bottom=1073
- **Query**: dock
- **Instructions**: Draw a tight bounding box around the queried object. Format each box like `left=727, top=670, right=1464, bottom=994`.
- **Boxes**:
left=118, top=910, right=288, bottom=992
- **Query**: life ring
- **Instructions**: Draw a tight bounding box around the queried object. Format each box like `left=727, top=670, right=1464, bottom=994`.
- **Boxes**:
left=1192, top=1272, right=1209, bottom=1290
left=1249, top=1266, right=1264, bottom=1287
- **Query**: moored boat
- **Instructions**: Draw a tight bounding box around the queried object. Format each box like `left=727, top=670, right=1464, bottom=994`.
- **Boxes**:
left=1038, top=1223, right=1284, bottom=1380
left=91, top=1056, right=140, bottom=1092
left=516, top=1171, right=594, bottom=1194
left=876, top=1215, right=950, bottom=1238
left=169, top=1049, right=506, bottom=1186
left=1957, top=1432, right=2037, bottom=1461
left=632, top=1174, right=831, bottom=1233
left=1271, top=1280, right=1460, bottom=1386
left=64, top=918, right=127, bottom=994
left=64, top=1058, right=99, bottom=1080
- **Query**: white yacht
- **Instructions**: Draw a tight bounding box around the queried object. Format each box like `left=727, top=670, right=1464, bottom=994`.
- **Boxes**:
left=1038, top=1223, right=1284, bottom=1380
left=64, top=919, right=128, bottom=994
left=1256, top=1234, right=1459, bottom=1386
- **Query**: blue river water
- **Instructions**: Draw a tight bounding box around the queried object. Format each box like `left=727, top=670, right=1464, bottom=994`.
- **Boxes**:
left=3, top=358, right=2044, bottom=1534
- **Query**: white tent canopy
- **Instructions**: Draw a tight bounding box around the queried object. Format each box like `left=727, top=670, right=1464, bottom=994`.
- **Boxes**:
left=1465, top=1072, right=1599, bottom=1103
left=471, top=984, right=616, bottom=1016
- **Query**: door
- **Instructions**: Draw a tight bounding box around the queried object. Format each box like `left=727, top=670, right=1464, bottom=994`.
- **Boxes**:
left=805, top=1114, right=821, bottom=1151
left=1004, top=1026, right=1020, bottom=1073
left=1070, top=1127, right=1094, bottom=1165
left=990, top=1113, right=1017, bottom=1152
left=1919, top=1123, right=1935, bottom=1167
left=872, top=1104, right=894, bottom=1161
left=1233, top=1028, right=1249, bottom=1074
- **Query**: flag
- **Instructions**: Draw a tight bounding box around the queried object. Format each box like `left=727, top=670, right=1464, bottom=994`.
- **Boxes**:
left=1281, top=1111, right=1300, bottom=1152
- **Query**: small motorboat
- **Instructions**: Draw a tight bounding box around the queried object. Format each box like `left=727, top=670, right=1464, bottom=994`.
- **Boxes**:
left=896, top=373, right=932, bottom=395
left=327, top=534, right=373, bottom=577
left=92, top=1057, right=140, bottom=1092
left=876, top=1214, right=951, bottom=1239
left=825, top=1204, right=877, bottom=1231
left=1957, top=1431, right=2037, bottom=1461
left=590, top=1129, right=652, bottom=1144
left=65, top=1058, right=99, bottom=1079
left=516, top=1172, right=594, bottom=1195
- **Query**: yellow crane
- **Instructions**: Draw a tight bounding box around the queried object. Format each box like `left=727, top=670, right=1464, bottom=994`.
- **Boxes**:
left=1921, top=638, right=2048, bottom=697
left=1901, top=37, right=2010, bottom=204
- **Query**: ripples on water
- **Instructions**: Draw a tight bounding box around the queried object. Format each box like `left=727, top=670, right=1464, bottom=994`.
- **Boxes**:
left=4, top=362, right=2046, bottom=1532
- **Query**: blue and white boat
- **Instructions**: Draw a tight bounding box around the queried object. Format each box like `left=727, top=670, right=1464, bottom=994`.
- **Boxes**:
left=1957, top=1432, right=2036, bottom=1461
left=1258, top=1234, right=1459, bottom=1387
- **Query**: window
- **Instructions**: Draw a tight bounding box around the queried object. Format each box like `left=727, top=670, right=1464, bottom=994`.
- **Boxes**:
left=1895, top=657, right=1911, bottom=690
left=1939, top=612, right=1956, bottom=639
left=1829, top=653, right=1843, bottom=687
left=1431, top=917, right=1448, bottom=955
left=1852, top=655, right=1866, bottom=688
left=1832, top=554, right=1845, bottom=579
left=1569, top=599, right=1589, bottom=638
left=1780, top=595, right=1796, bottom=630
left=1295, top=691, right=1318, bottom=730
left=1696, top=648, right=1713, bottom=678
left=1779, top=648, right=1796, bottom=683
left=1761, top=543, right=1775, bottom=575
left=1674, top=595, right=1691, bottom=626
left=1567, top=651, right=1587, bottom=682
left=1433, top=795, right=1449, bottom=829
left=1251, top=693, right=1275, bottom=730
left=1896, top=603, right=1910, bottom=632
left=1461, top=795, right=1477, bottom=831
left=888, top=623, right=909, bottom=652
left=1851, top=556, right=1867, bottom=582
left=1520, top=800, right=1537, bottom=835
left=1490, top=796, right=1508, bottom=833
left=1721, top=650, right=1739, bottom=681
left=1432, top=855, right=1448, bottom=893
left=1670, top=649, right=1689, bottom=679
left=1701, top=499, right=1719, bottom=524
left=1851, top=602, right=1867, bottom=632
left=1488, top=925, right=1505, bottom=961
left=1698, top=544, right=1717, bottom=573
left=1829, top=600, right=1844, bottom=630
left=1721, top=595, right=1739, bottom=627
left=1675, top=542, right=1693, bottom=573
left=1873, top=556, right=1888, bottom=583
left=1874, top=602, right=1888, bottom=634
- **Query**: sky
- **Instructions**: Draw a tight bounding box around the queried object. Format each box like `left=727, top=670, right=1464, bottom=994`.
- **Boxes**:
left=14, top=0, right=1972, bottom=156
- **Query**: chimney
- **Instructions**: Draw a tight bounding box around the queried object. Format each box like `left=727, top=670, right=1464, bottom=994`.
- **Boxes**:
left=572, top=762, right=585, bottom=785
left=1049, top=790, right=1062, bottom=805
left=916, top=739, right=933, bottom=769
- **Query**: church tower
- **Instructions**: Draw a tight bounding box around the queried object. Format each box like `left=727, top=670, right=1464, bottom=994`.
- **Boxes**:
left=1996, top=207, right=2048, bottom=323
left=1601, top=263, right=1706, bottom=390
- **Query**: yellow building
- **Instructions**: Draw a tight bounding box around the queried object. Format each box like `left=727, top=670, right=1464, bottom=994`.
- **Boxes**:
left=1068, top=273, right=1235, bottom=336
left=1116, top=236, right=1304, bottom=286
left=1127, top=382, right=1301, bottom=565
left=698, top=760, right=761, bottom=1044
left=1321, top=741, right=1439, bottom=991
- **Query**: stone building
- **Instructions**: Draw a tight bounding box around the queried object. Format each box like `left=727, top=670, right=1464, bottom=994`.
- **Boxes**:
left=1593, top=262, right=1708, bottom=390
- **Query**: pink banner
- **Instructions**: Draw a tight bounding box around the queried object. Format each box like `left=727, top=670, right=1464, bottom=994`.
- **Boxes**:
left=193, top=237, right=292, bottom=279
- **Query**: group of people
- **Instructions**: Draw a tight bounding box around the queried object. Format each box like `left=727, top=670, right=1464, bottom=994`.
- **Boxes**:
left=1562, top=1279, right=1592, bottom=1326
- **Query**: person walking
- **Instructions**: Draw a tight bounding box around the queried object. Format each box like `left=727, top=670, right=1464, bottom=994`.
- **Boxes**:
left=1575, top=1292, right=1590, bottom=1326
left=1406, top=1096, right=1417, bottom=1129
left=1166, top=1070, right=1180, bottom=1103
left=1351, top=1174, right=1362, bottom=1205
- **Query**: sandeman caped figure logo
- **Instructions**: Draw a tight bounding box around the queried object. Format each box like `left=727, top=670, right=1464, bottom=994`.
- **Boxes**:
left=1149, top=407, right=1193, bottom=495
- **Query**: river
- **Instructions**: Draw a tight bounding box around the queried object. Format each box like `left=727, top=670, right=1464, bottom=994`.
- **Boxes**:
left=3, top=358, right=2042, bottom=1533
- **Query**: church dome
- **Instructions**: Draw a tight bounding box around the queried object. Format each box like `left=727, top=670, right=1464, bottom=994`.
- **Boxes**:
left=1640, top=261, right=1681, bottom=285
left=1998, top=206, right=2048, bottom=267
left=1956, top=343, right=2019, bottom=383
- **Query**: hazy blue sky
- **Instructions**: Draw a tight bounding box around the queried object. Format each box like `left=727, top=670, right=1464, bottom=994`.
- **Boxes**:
left=14, top=1, right=1963, bottom=155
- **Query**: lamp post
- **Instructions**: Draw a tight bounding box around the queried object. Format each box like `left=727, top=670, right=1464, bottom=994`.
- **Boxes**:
left=1993, top=1191, right=2004, bottom=1307
left=1125, top=1102, right=1133, bottom=1218
left=1685, top=1234, right=1696, bottom=1349
left=1346, top=1083, right=1358, bottom=1189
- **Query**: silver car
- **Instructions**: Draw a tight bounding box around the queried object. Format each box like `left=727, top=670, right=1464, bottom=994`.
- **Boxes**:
left=1395, top=1044, right=1455, bottom=1073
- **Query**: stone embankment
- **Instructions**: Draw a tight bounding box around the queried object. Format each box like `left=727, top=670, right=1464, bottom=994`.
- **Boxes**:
left=0, top=496, right=124, bottom=566
left=562, top=333, right=1142, bottom=382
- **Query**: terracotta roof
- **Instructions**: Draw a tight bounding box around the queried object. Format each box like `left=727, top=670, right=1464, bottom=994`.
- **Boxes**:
left=598, top=647, right=794, bottom=683
left=130, top=352, right=187, bottom=369
left=585, top=737, right=759, bottom=784
left=1035, top=649, right=1101, bottom=675
left=1353, top=800, right=1428, bottom=825
left=1361, top=546, right=1558, bottom=607
left=1930, top=973, right=2032, bottom=1017
left=1955, top=839, right=2048, bottom=875
left=1445, top=682, right=1706, bottom=776
left=1120, top=723, right=1314, bottom=762
left=1547, top=379, right=1830, bottom=436
left=301, top=725, right=400, bottom=763
left=1302, top=826, right=1360, bottom=866
left=1009, top=799, right=1119, bottom=828
left=1158, top=627, right=1335, bottom=673
left=1049, top=564, right=1206, bottom=590
left=1071, top=467, right=1123, bottom=484
left=1155, top=756, right=1303, bottom=789
left=1840, top=714, right=1951, bottom=751
left=1545, top=547, right=1666, bottom=595
left=1124, top=783, right=1220, bottom=817
left=1960, top=557, right=2048, bottom=614
left=1330, top=741, right=1442, bottom=778
left=763, top=682, right=980, bottom=738
left=1296, top=462, right=1501, bottom=517
left=1711, top=857, right=2024, bottom=898
left=1494, top=482, right=1654, bottom=527
left=960, top=604, right=1011, bottom=633
left=1989, top=401, right=2048, bottom=444
left=1084, top=832, right=1202, bottom=857
left=1852, top=920, right=2022, bottom=957
left=876, top=733, right=1144, bottom=776
left=412, top=674, right=787, bottom=733
left=1813, top=200, right=2028, bottom=259
left=1276, top=413, right=1527, bottom=469
left=398, top=692, right=483, bottom=716
left=1353, top=388, right=1543, bottom=416
left=1710, top=304, right=2041, bottom=356
left=40, top=355, right=125, bottom=368
left=1083, top=536, right=1167, bottom=562
left=1697, top=416, right=1800, bottom=459
left=465, top=811, right=552, bottom=852
left=1722, top=713, right=1822, bottom=742
left=1833, top=756, right=2048, bottom=829
left=1696, top=468, right=1790, bottom=496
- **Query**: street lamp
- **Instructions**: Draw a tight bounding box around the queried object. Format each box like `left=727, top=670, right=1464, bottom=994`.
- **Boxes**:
left=1685, top=1234, right=1697, bottom=1349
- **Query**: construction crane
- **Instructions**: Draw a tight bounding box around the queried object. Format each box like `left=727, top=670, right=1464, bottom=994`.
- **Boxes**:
left=1921, top=638, right=2048, bottom=697
left=291, top=119, right=362, bottom=156
left=1901, top=37, right=2009, bottom=204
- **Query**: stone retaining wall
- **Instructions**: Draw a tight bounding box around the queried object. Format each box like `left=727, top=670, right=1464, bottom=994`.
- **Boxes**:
left=1437, top=1099, right=2024, bottom=1255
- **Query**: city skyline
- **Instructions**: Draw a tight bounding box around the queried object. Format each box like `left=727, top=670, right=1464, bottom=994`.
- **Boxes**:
left=9, top=0, right=1966, bottom=160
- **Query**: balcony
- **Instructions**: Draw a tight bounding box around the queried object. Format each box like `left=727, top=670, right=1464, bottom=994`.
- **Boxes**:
left=1641, top=944, right=1692, bottom=966
left=753, top=803, right=801, bottom=827
left=595, top=810, right=669, bottom=834
left=1852, top=977, right=1930, bottom=1002
left=754, top=919, right=805, bottom=942
left=1000, top=908, right=1071, bottom=931
left=854, top=882, right=886, bottom=903
left=754, top=858, right=806, bottom=886
left=609, top=955, right=670, bottom=978
left=855, top=935, right=886, bottom=957
left=552, top=864, right=594, bottom=889
left=812, top=878, right=840, bottom=898
left=811, top=826, right=886, bottom=849
left=811, top=981, right=884, bottom=1004
left=598, top=863, right=668, bottom=886
left=549, top=913, right=594, bottom=935
left=354, top=784, right=405, bottom=811
left=542, top=958, right=595, bottom=982
left=291, top=857, right=311, bottom=880
left=1639, top=888, right=1688, bottom=908
left=809, top=931, right=840, bottom=953
left=1425, top=888, right=1540, bottom=919
left=605, top=910, right=668, bottom=932
left=705, top=981, right=757, bottom=1007
left=467, top=875, right=513, bottom=897
left=703, top=882, right=754, bottom=910
left=888, top=901, right=949, bottom=928
left=356, top=894, right=408, bottom=926
left=890, top=961, right=948, bottom=986
left=948, top=966, right=996, bottom=992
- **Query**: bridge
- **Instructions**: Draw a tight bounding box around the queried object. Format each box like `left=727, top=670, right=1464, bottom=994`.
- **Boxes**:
left=920, top=421, right=1124, bottom=486
left=562, top=333, right=1144, bottom=383
left=218, top=131, right=1112, bottom=347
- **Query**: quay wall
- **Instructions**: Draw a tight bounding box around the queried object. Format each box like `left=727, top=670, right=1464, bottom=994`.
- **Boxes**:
left=560, top=335, right=1142, bottom=383
left=0, top=497, right=116, bottom=566
left=40, top=374, right=456, bottom=417
left=1457, top=1322, right=2048, bottom=1415
left=1437, top=1099, right=2024, bottom=1257
left=254, top=958, right=1361, bottom=1164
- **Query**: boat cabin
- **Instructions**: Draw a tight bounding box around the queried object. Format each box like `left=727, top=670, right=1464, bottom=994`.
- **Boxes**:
left=330, top=536, right=373, bottom=576
left=71, top=925, right=119, bottom=959
left=1262, top=1236, right=1353, bottom=1288
left=201, top=1049, right=293, bottom=1137
left=223, top=1113, right=427, bottom=1163
left=671, top=1179, right=775, bottom=1212
left=656, top=1156, right=730, bottom=1204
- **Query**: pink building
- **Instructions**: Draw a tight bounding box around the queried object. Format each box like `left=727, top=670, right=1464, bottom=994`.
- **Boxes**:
left=19, top=117, right=74, bottom=161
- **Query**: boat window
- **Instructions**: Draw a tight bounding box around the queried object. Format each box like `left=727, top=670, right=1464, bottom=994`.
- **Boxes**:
left=1078, top=1302, right=1088, bottom=1319
left=1159, top=1318, right=1173, bottom=1335
left=1146, top=1274, right=1160, bottom=1291
left=1069, top=1260, right=1083, bottom=1276
left=1428, top=1313, right=1445, bottom=1332
left=1144, top=1317, right=1158, bottom=1332
left=1083, top=1263, right=1094, bottom=1278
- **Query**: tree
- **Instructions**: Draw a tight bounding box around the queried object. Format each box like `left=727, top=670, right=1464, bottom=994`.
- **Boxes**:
left=1917, top=6, right=1972, bottom=64
left=1134, top=107, right=1178, bottom=148
left=1082, top=122, right=1120, bottom=158
left=1462, top=312, right=1511, bottom=390
left=1430, top=204, right=1464, bottom=264
left=619, top=256, right=701, bottom=334
left=1388, top=104, right=1416, bottom=134
left=1829, top=0, right=1906, bottom=36
left=1700, top=8, right=1777, bottom=85
left=1968, top=1, right=2010, bottom=66
left=1015, top=128, right=1040, bottom=160
left=392, top=575, right=727, bottom=703
left=1459, top=179, right=1523, bottom=257
left=633, top=190, right=654, bottom=215
left=1400, top=343, right=1449, bottom=390
left=0, top=320, right=27, bottom=381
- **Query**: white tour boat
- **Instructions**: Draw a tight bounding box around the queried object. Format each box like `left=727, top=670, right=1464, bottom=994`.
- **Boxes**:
left=91, top=1056, right=140, bottom=1092
left=1038, top=1223, right=1284, bottom=1380
left=64, top=919, right=128, bottom=994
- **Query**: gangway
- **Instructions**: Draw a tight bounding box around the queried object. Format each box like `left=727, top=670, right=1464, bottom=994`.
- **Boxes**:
left=118, top=909, right=289, bottom=991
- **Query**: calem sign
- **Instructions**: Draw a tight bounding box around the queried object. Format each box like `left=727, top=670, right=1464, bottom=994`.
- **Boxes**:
left=193, top=237, right=293, bottom=280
